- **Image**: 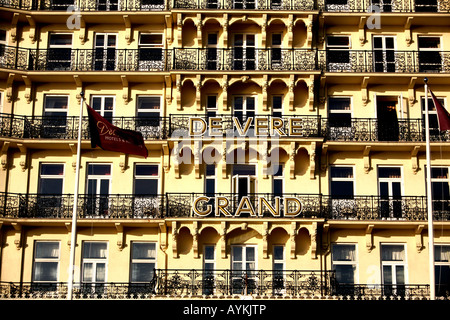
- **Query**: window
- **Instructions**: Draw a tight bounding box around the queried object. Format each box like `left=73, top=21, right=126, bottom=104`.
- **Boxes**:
left=272, top=164, right=283, bottom=196
left=272, top=95, right=283, bottom=118
left=332, top=244, right=357, bottom=285
left=330, top=166, right=354, bottom=199
left=232, top=164, right=257, bottom=201
left=33, top=241, right=60, bottom=283
left=381, top=244, right=406, bottom=296
left=328, top=97, right=351, bottom=128
left=421, top=96, right=446, bottom=138
left=373, top=36, right=396, bottom=72
left=86, top=164, right=111, bottom=217
left=205, top=164, right=216, bottom=196
left=418, top=36, right=442, bottom=73
left=326, top=36, right=350, bottom=71
left=430, top=167, right=450, bottom=215
left=94, top=34, right=117, bottom=71
left=137, top=96, right=161, bottom=119
left=206, top=95, right=218, bottom=117
left=138, top=33, right=164, bottom=70
left=39, top=164, right=64, bottom=195
left=233, top=95, right=256, bottom=123
left=0, top=30, right=6, bottom=60
left=435, top=245, right=450, bottom=297
left=48, top=33, right=72, bottom=70
left=50, top=0, right=75, bottom=10
left=203, top=245, right=215, bottom=294
left=272, top=245, right=285, bottom=295
left=378, top=167, right=402, bottom=218
left=82, top=242, right=108, bottom=291
left=43, top=95, right=69, bottom=138
left=233, top=34, right=256, bottom=70
left=91, top=96, right=114, bottom=123
left=134, top=164, right=159, bottom=195
left=371, top=0, right=393, bottom=12
left=270, top=34, right=282, bottom=69
left=130, top=242, right=156, bottom=283
left=206, top=34, right=219, bottom=70
left=231, top=245, right=257, bottom=294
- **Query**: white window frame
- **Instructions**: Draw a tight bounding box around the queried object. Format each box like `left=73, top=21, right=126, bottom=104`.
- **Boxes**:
left=421, top=95, right=446, bottom=130
left=48, top=33, right=73, bottom=70
left=232, top=95, right=257, bottom=119
left=204, top=164, right=216, bottom=195
left=326, top=35, right=351, bottom=71
left=271, top=95, right=283, bottom=117
left=133, top=163, right=160, bottom=195
left=130, top=241, right=157, bottom=283
left=331, top=243, right=358, bottom=285
left=86, top=163, right=112, bottom=196
left=330, top=165, right=355, bottom=196
left=43, top=94, right=69, bottom=116
left=418, top=35, right=443, bottom=72
left=377, top=165, right=404, bottom=197
left=93, top=33, right=118, bottom=71
left=90, top=95, right=115, bottom=121
left=435, top=244, right=450, bottom=296
left=136, top=95, right=162, bottom=117
left=272, top=163, right=284, bottom=195
left=328, top=96, right=353, bottom=129
left=233, top=34, right=257, bottom=70
left=231, top=163, right=258, bottom=195
left=81, top=241, right=109, bottom=284
left=38, top=163, right=65, bottom=194
left=32, top=241, right=61, bottom=283
left=380, top=243, right=408, bottom=289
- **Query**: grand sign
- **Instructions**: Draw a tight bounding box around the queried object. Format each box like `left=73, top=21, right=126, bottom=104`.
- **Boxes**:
left=192, top=196, right=303, bottom=217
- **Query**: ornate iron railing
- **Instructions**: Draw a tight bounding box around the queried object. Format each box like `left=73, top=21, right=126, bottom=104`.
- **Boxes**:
left=0, top=193, right=166, bottom=219
left=0, top=269, right=335, bottom=299
left=172, top=0, right=315, bottom=9
left=166, top=193, right=450, bottom=220
left=318, top=49, right=450, bottom=73
left=172, top=47, right=318, bottom=71
left=0, top=192, right=448, bottom=220
left=319, top=0, right=450, bottom=13
left=0, top=0, right=167, bottom=10
left=0, top=113, right=169, bottom=140
left=321, top=118, right=450, bottom=142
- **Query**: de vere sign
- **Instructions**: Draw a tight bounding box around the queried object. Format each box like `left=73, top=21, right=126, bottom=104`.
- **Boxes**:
left=192, top=196, right=303, bottom=218
left=189, top=116, right=308, bottom=137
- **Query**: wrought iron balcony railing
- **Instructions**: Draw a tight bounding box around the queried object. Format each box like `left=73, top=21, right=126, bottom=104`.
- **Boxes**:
left=0, top=277, right=435, bottom=300
left=172, top=47, right=318, bottom=71
left=0, top=0, right=167, bottom=10
left=172, top=0, right=315, bottom=9
left=0, top=192, right=448, bottom=220
left=319, top=0, right=450, bottom=13
left=0, top=269, right=336, bottom=299
left=318, top=49, right=450, bottom=73
left=1, top=114, right=449, bottom=143
left=3, top=46, right=450, bottom=74
left=0, top=113, right=170, bottom=140
left=321, top=118, right=450, bottom=142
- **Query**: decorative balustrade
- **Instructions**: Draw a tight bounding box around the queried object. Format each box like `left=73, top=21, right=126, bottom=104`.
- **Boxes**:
left=0, top=0, right=167, bottom=10
left=3, top=46, right=450, bottom=74
left=0, top=274, right=435, bottom=300
left=0, top=192, right=448, bottom=220
left=319, top=0, right=450, bottom=13
left=172, top=0, right=315, bottom=9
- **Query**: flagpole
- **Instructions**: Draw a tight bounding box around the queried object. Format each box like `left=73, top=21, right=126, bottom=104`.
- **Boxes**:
left=424, top=78, right=436, bottom=300
left=67, top=91, right=84, bottom=300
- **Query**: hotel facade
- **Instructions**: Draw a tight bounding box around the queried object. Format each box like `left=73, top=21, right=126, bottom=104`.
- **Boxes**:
left=0, top=0, right=449, bottom=300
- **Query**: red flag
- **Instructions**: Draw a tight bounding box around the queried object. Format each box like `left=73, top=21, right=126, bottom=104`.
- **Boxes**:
left=86, top=104, right=148, bottom=158
left=430, top=90, right=450, bottom=131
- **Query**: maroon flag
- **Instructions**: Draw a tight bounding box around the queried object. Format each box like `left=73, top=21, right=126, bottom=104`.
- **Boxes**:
left=430, top=90, right=450, bottom=131
left=86, top=104, right=148, bottom=158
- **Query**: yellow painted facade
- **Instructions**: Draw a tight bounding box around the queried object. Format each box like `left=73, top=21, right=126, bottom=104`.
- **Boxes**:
left=0, top=0, right=450, bottom=300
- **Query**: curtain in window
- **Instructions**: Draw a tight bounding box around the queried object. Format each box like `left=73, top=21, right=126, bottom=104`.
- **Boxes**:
left=435, top=246, right=450, bottom=262
left=83, top=242, right=108, bottom=259
left=133, top=243, right=156, bottom=259
left=333, top=245, right=355, bottom=261
left=35, top=242, right=59, bottom=258
left=382, top=245, right=405, bottom=261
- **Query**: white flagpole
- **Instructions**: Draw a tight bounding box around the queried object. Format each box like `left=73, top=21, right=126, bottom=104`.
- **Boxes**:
left=67, top=91, right=84, bottom=300
left=424, top=78, right=436, bottom=300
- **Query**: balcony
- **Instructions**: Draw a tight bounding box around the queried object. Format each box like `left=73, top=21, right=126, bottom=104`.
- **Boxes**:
left=0, top=0, right=167, bottom=10
left=0, top=273, right=433, bottom=300
left=319, top=49, right=450, bottom=73
left=321, top=118, right=450, bottom=142
left=0, top=114, right=170, bottom=140
left=172, top=0, right=315, bottom=10
left=172, top=48, right=318, bottom=71
left=319, top=0, right=450, bottom=13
